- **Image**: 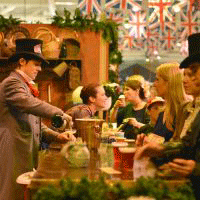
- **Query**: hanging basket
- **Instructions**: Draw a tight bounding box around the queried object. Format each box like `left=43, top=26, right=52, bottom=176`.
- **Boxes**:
left=64, top=38, right=80, bottom=57
left=68, top=62, right=81, bottom=90
left=32, top=27, right=60, bottom=59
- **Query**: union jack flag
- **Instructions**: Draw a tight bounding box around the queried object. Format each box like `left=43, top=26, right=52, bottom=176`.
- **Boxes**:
left=78, top=0, right=200, bottom=55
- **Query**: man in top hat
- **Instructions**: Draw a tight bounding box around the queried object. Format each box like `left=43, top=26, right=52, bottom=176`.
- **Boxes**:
left=0, top=38, right=73, bottom=200
left=134, top=33, right=200, bottom=199
left=173, top=32, right=200, bottom=199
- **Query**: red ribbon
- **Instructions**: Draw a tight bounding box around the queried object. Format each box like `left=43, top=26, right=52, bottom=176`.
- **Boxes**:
left=25, top=81, right=39, bottom=97
left=15, top=71, right=39, bottom=97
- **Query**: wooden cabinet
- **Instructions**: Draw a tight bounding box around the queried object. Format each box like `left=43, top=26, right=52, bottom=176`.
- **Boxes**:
left=0, top=24, right=109, bottom=109
left=36, top=59, right=81, bottom=110
left=17, top=24, right=109, bottom=84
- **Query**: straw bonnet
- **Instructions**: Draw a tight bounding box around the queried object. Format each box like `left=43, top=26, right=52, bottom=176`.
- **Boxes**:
left=147, top=96, right=165, bottom=109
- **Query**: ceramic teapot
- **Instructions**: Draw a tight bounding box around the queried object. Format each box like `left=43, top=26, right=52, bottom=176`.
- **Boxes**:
left=61, top=138, right=90, bottom=168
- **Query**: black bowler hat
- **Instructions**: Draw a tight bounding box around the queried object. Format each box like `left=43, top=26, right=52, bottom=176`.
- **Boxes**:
left=8, top=38, right=48, bottom=65
left=180, top=33, right=200, bottom=68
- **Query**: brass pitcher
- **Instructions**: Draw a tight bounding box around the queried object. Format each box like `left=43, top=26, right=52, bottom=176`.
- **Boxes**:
left=75, top=119, right=104, bottom=149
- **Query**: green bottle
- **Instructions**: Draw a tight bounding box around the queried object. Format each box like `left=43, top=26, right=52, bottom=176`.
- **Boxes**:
left=51, top=115, right=65, bottom=129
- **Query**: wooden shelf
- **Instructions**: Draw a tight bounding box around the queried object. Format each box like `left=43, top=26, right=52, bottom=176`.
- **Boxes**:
left=0, top=57, right=81, bottom=61
left=0, top=57, right=81, bottom=67
left=47, top=57, right=81, bottom=61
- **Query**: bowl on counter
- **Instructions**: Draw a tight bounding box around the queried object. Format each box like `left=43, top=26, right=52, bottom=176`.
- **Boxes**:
left=124, top=139, right=136, bottom=147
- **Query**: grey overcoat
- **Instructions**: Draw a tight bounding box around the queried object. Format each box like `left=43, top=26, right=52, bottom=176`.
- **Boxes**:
left=0, top=71, right=64, bottom=200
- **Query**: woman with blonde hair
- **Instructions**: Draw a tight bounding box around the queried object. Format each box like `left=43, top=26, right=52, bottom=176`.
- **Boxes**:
left=153, top=62, right=187, bottom=141
left=128, top=74, right=151, bottom=99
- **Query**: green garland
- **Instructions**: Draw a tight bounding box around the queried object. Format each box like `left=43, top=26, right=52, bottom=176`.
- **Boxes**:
left=109, top=49, right=123, bottom=64
left=51, top=8, right=119, bottom=42
left=33, top=176, right=195, bottom=200
left=0, top=15, right=22, bottom=32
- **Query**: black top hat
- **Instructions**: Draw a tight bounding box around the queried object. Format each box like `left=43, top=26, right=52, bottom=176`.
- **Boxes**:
left=180, top=33, right=200, bottom=68
left=8, top=38, right=48, bottom=65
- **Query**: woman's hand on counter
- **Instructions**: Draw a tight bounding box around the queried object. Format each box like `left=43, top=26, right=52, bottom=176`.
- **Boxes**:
left=161, top=159, right=196, bottom=177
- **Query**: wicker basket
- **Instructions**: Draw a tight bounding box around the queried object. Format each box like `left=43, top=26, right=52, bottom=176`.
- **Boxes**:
left=1, top=27, right=30, bottom=57
left=33, top=27, right=60, bottom=59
